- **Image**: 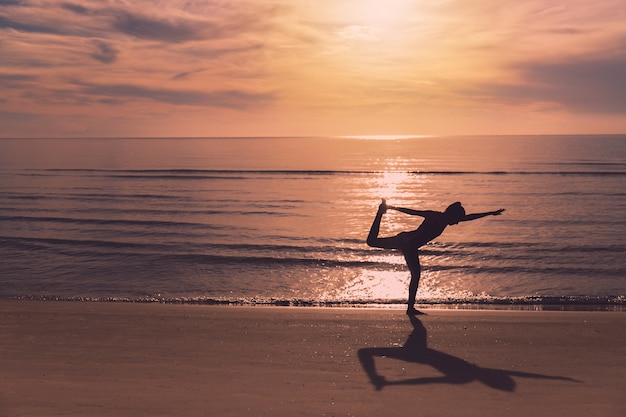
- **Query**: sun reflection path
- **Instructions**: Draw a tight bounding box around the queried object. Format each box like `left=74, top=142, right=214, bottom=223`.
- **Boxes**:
left=340, top=270, right=408, bottom=301
left=337, top=269, right=482, bottom=304
left=333, top=250, right=483, bottom=304
left=370, top=171, right=409, bottom=200
left=365, top=170, right=433, bottom=234
left=339, top=135, right=433, bottom=140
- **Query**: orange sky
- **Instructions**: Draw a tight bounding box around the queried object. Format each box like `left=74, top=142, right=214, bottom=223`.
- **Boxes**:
left=1, top=0, right=625, bottom=137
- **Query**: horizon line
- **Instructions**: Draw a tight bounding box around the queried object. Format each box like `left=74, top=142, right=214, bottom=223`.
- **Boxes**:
left=1, top=133, right=626, bottom=140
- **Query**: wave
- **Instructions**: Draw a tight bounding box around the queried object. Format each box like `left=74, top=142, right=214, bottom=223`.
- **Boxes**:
left=2, top=235, right=624, bottom=277
left=2, top=234, right=623, bottom=255
left=0, top=215, right=217, bottom=229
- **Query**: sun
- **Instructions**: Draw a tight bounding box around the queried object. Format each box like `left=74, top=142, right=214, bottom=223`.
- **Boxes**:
left=326, top=0, right=422, bottom=75
left=355, top=0, right=415, bottom=28
left=329, top=0, right=417, bottom=36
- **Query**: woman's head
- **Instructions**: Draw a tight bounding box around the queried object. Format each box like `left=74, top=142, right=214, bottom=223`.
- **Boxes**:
left=445, top=202, right=465, bottom=225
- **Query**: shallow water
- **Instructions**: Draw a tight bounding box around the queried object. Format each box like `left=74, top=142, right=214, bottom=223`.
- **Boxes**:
left=1, top=136, right=625, bottom=308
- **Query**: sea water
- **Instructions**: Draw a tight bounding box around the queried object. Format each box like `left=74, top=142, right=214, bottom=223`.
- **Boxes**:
left=1, top=136, right=625, bottom=309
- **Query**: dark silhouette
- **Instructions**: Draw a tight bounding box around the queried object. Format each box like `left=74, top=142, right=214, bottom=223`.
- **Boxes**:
left=367, top=199, right=505, bottom=315
left=358, top=315, right=579, bottom=391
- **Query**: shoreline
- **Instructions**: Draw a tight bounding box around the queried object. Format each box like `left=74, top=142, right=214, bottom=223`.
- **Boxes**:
left=1, top=300, right=625, bottom=416
left=2, top=296, right=624, bottom=312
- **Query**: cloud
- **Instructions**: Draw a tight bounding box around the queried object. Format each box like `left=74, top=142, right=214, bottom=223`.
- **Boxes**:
left=0, top=5, right=105, bottom=38
left=0, top=73, right=37, bottom=84
left=106, top=6, right=283, bottom=44
left=2, top=2, right=273, bottom=44
left=60, top=2, right=91, bottom=15
left=474, top=54, right=626, bottom=114
left=0, top=15, right=65, bottom=35
left=1, top=6, right=204, bottom=42
left=110, top=11, right=208, bottom=43
left=90, top=40, right=117, bottom=64
left=0, top=1, right=282, bottom=114
left=78, top=82, right=275, bottom=109
left=171, top=68, right=210, bottom=81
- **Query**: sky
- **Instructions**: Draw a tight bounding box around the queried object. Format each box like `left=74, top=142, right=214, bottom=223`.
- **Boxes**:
left=1, top=0, right=625, bottom=138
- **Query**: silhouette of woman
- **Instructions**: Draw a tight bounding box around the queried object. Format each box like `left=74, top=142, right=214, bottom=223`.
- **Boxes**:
left=367, top=199, right=505, bottom=315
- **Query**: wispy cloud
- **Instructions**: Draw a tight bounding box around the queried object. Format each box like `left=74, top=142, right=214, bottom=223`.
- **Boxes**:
left=110, top=11, right=208, bottom=43
left=90, top=40, right=117, bottom=64
left=476, top=54, right=626, bottom=114
left=77, top=82, right=275, bottom=109
left=0, top=73, right=37, bottom=84
left=60, top=2, right=90, bottom=15
left=0, top=15, right=66, bottom=35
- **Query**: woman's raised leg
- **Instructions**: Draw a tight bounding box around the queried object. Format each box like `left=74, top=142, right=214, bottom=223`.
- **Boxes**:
left=366, top=199, right=402, bottom=249
left=366, top=199, right=386, bottom=247
left=367, top=198, right=396, bottom=249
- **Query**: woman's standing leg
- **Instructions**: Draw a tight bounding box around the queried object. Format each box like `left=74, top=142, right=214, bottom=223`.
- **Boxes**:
left=403, top=249, right=423, bottom=315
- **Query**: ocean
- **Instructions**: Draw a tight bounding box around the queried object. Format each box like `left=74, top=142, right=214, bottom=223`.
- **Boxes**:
left=1, top=135, right=625, bottom=310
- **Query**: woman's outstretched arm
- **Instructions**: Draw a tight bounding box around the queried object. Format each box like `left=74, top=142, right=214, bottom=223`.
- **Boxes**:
left=459, top=208, right=505, bottom=222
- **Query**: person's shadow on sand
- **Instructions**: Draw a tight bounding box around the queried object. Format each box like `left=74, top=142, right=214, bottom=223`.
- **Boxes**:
left=358, top=315, right=579, bottom=391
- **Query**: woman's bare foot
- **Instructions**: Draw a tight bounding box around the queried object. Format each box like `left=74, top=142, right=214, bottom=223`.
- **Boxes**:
left=406, top=307, right=426, bottom=315
left=378, top=198, right=387, bottom=214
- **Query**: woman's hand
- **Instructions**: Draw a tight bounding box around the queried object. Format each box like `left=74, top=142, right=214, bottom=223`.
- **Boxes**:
left=491, top=208, right=505, bottom=216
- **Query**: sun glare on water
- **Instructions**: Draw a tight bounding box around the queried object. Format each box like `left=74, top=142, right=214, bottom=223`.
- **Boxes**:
left=368, top=171, right=411, bottom=200
left=340, top=135, right=432, bottom=140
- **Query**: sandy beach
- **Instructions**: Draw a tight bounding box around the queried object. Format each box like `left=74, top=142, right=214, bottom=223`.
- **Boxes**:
left=0, top=301, right=624, bottom=417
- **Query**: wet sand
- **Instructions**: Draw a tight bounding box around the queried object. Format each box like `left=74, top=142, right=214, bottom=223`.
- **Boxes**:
left=0, top=301, right=624, bottom=417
